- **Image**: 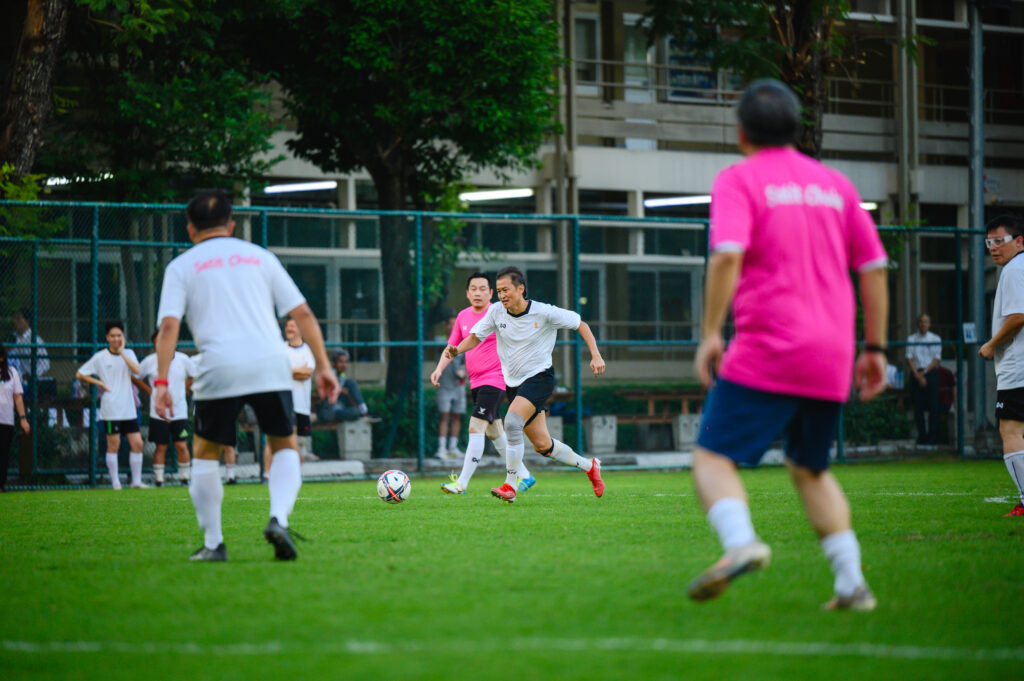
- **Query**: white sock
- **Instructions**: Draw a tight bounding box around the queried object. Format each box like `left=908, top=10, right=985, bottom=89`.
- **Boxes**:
left=504, top=440, right=525, bottom=488
left=129, top=452, right=143, bottom=486
left=154, top=464, right=165, bottom=484
left=490, top=431, right=508, bottom=457
left=178, top=462, right=190, bottom=482
left=707, top=497, right=757, bottom=551
left=448, top=435, right=459, bottom=451
left=1004, top=450, right=1024, bottom=503
left=106, top=453, right=120, bottom=489
left=437, top=436, right=446, bottom=453
left=821, top=529, right=866, bottom=597
left=189, top=459, right=224, bottom=550
left=458, top=433, right=485, bottom=488
left=517, top=460, right=532, bottom=480
left=225, top=463, right=235, bottom=480
left=547, top=438, right=592, bottom=472
left=269, top=449, right=302, bottom=528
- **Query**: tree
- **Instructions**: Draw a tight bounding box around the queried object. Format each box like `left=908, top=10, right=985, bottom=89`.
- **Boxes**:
left=645, top=0, right=851, bottom=158
left=0, top=0, right=70, bottom=177
left=241, top=0, right=562, bottom=395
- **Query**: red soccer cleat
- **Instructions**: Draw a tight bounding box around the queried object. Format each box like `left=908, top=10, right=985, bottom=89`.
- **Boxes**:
left=1005, top=502, right=1024, bottom=517
left=490, top=483, right=517, bottom=503
left=587, top=458, right=604, bottom=498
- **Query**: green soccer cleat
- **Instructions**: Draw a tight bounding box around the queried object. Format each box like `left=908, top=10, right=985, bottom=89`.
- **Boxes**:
left=441, top=473, right=465, bottom=495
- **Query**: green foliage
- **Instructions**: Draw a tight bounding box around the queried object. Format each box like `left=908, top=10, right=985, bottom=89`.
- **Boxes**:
left=0, top=164, right=64, bottom=238
left=37, top=0, right=282, bottom=201
left=842, top=393, right=913, bottom=445
left=243, top=0, right=562, bottom=199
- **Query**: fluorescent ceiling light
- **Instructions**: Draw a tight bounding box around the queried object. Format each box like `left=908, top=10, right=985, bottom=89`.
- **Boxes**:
left=459, top=188, right=534, bottom=202
left=264, top=180, right=338, bottom=194
left=644, top=195, right=711, bottom=208
left=859, top=202, right=878, bottom=210
left=46, top=173, right=113, bottom=186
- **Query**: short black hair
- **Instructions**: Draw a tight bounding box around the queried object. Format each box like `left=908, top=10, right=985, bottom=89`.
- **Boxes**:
left=737, top=79, right=801, bottom=147
left=466, top=271, right=490, bottom=289
left=105, top=320, right=124, bottom=334
left=986, top=214, right=1024, bottom=239
left=187, top=190, right=233, bottom=231
left=495, top=266, right=527, bottom=297
left=334, top=349, right=350, bottom=361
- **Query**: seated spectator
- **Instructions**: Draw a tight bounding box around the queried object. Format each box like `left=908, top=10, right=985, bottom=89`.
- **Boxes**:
left=317, top=349, right=369, bottom=422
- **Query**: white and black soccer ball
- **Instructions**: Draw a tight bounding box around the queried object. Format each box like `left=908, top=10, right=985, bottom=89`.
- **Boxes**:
left=377, top=469, right=411, bottom=504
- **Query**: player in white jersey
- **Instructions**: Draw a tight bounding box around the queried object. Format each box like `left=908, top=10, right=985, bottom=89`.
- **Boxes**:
left=76, top=320, right=145, bottom=489
left=446, top=266, right=606, bottom=503
left=138, top=331, right=199, bottom=486
left=264, top=318, right=318, bottom=469
left=153, top=191, right=339, bottom=562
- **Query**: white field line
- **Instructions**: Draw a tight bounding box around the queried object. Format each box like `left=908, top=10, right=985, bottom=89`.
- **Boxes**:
left=3, top=637, right=1022, bottom=662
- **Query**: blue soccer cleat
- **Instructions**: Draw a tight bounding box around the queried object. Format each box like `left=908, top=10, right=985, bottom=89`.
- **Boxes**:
left=517, top=474, right=536, bottom=493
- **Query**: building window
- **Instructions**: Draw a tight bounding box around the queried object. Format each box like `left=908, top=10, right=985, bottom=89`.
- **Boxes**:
left=575, top=13, right=600, bottom=95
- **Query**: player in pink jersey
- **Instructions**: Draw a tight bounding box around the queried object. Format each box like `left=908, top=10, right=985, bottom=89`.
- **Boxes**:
left=431, top=272, right=533, bottom=494
left=686, top=80, right=889, bottom=611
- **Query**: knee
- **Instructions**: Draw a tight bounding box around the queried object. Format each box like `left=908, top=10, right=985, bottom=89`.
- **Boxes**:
left=505, top=412, right=526, bottom=445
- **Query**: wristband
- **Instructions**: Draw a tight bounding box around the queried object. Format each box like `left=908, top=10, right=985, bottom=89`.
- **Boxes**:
left=153, top=379, right=169, bottom=387
left=18, top=415, right=27, bottom=420
left=863, top=344, right=887, bottom=354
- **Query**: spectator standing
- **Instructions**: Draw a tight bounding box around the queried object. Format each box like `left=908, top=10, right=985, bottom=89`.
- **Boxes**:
left=906, top=314, right=943, bottom=444
left=979, top=213, right=1024, bottom=517
left=435, top=313, right=467, bottom=460
left=0, top=343, right=30, bottom=491
left=9, top=308, right=50, bottom=387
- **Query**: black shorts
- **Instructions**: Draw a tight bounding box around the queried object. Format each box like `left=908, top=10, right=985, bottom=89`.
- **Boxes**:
left=996, top=387, right=1024, bottom=422
left=102, top=419, right=140, bottom=435
left=148, top=418, right=190, bottom=445
left=507, top=367, right=555, bottom=425
left=194, top=391, right=295, bottom=446
left=469, top=386, right=506, bottom=423
left=295, top=413, right=311, bottom=437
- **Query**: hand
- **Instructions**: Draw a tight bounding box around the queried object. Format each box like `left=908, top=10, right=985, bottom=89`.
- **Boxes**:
left=590, top=356, right=606, bottom=376
left=430, top=368, right=442, bottom=387
left=443, top=344, right=458, bottom=360
left=979, top=342, right=995, bottom=360
left=315, top=366, right=341, bottom=405
left=695, top=333, right=724, bottom=389
left=98, top=382, right=111, bottom=393
left=854, top=351, right=887, bottom=401
left=154, top=384, right=173, bottom=419
left=19, top=418, right=30, bottom=435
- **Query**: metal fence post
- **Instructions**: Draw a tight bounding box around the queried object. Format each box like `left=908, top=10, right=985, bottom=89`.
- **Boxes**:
left=573, top=217, right=583, bottom=455
left=30, top=241, right=39, bottom=475
left=88, top=205, right=99, bottom=487
left=955, top=227, right=966, bottom=456
left=415, top=214, right=425, bottom=472
left=260, top=209, right=268, bottom=248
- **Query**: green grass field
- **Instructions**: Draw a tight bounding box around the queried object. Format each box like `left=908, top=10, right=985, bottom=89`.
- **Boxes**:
left=1, top=461, right=1022, bottom=681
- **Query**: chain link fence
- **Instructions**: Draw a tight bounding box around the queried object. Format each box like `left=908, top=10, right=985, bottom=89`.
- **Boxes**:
left=0, top=200, right=991, bottom=489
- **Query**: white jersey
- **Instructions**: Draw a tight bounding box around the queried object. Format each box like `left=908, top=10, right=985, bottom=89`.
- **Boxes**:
left=138, top=352, right=198, bottom=421
left=78, top=348, right=140, bottom=421
left=156, top=236, right=306, bottom=400
left=993, top=252, right=1024, bottom=390
left=285, top=342, right=316, bottom=415
left=905, top=331, right=941, bottom=370
left=470, top=300, right=581, bottom=388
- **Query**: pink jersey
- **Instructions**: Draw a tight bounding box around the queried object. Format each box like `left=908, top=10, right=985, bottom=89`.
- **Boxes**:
left=450, top=306, right=506, bottom=390
left=709, top=146, right=887, bottom=402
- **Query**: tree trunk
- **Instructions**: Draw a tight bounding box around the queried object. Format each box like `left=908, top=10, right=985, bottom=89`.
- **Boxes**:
left=372, top=168, right=419, bottom=398
left=779, top=6, right=830, bottom=159
left=0, top=0, right=69, bottom=175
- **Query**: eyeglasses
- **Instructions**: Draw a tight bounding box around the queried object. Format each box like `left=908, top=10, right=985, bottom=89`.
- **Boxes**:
left=985, top=235, right=1016, bottom=248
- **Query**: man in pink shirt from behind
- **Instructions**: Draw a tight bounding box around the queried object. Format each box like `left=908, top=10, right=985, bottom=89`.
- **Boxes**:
left=430, top=272, right=533, bottom=494
left=686, top=80, right=890, bottom=612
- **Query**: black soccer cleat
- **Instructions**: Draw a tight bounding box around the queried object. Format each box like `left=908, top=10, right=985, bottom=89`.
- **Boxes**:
left=189, top=542, right=228, bottom=562
left=263, top=517, right=298, bottom=561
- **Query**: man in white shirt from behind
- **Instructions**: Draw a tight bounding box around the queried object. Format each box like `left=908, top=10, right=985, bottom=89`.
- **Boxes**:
left=153, top=191, right=339, bottom=562
left=75, top=321, right=145, bottom=489
left=138, top=331, right=199, bottom=486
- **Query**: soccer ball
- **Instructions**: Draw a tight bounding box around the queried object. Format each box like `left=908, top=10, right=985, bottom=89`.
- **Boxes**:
left=377, top=469, right=411, bottom=504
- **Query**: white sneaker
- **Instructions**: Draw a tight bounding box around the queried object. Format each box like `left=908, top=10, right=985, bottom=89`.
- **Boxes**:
left=823, top=584, right=877, bottom=612
left=130, top=482, right=150, bottom=489
left=687, top=540, right=772, bottom=602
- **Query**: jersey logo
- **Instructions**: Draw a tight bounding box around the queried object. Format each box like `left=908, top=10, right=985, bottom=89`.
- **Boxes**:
left=477, top=406, right=486, bottom=415
left=500, top=323, right=507, bottom=328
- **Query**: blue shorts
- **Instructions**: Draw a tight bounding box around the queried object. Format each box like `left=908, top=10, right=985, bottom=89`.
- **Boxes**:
left=695, top=378, right=841, bottom=473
